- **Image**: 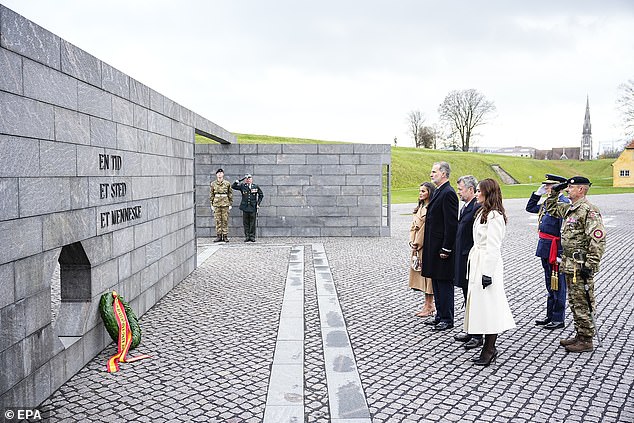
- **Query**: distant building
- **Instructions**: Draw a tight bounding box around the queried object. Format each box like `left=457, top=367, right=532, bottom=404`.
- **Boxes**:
left=612, top=139, right=634, bottom=187
left=581, top=96, right=593, bottom=160
left=535, top=147, right=581, bottom=160
left=472, top=145, right=582, bottom=160
left=470, top=146, right=536, bottom=157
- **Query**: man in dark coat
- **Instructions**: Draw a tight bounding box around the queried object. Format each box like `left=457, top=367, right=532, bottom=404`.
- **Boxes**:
left=422, top=161, right=459, bottom=331
left=526, top=178, right=569, bottom=329
left=232, top=174, right=264, bottom=242
left=452, top=175, right=483, bottom=348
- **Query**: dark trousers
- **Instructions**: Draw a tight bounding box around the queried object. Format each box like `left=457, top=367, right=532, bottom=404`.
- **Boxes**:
left=461, top=284, right=482, bottom=340
left=432, top=278, right=454, bottom=324
left=242, top=212, right=257, bottom=240
left=541, top=258, right=567, bottom=321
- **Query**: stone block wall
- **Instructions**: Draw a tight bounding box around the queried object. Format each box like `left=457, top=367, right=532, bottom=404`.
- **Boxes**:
left=0, top=5, right=234, bottom=407
left=195, top=143, right=391, bottom=238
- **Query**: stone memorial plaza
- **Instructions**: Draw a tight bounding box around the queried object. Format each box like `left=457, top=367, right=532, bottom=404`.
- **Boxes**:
left=1, top=4, right=633, bottom=422
left=34, top=194, right=634, bottom=422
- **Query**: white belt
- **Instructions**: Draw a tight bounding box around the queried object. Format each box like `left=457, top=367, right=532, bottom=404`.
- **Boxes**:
left=215, top=194, right=228, bottom=197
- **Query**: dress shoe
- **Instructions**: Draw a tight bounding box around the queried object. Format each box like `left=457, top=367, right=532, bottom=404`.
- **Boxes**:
left=249, top=238, right=256, bottom=242
left=424, top=319, right=440, bottom=326
left=474, top=349, right=498, bottom=366
left=464, top=337, right=483, bottom=350
left=433, top=322, right=454, bottom=331
left=454, top=333, right=472, bottom=343
left=535, top=317, right=551, bottom=326
left=544, top=321, right=564, bottom=330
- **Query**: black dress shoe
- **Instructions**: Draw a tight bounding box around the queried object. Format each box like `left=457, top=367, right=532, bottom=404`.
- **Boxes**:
left=454, top=333, right=472, bottom=342
left=433, top=322, right=454, bottom=331
left=474, top=349, right=498, bottom=366
left=535, top=317, right=551, bottom=326
left=544, top=321, right=564, bottom=330
left=424, top=319, right=440, bottom=326
left=464, top=337, right=484, bottom=350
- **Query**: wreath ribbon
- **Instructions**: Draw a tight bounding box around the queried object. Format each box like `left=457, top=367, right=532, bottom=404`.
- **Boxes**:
left=106, top=291, right=150, bottom=373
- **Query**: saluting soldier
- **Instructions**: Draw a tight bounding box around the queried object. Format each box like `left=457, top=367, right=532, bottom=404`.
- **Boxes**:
left=232, top=174, right=264, bottom=242
left=545, top=176, right=606, bottom=352
left=526, top=177, right=570, bottom=330
left=209, top=168, right=233, bottom=242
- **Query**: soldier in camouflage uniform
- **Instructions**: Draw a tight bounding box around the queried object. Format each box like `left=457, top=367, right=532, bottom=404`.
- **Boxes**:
left=545, top=176, right=606, bottom=352
left=209, top=168, right=233, bottom=242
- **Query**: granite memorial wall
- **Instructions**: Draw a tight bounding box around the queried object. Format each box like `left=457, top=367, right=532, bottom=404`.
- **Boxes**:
left=195, top=143, right=391, bottom=238
left=0, top=5, right=234, bottom=407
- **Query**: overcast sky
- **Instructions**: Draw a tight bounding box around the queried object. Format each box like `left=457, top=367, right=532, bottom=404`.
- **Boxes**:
left=2, top=0, right=633, bottom=150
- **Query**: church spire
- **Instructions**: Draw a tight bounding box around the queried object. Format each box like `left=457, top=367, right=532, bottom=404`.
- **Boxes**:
left=581, top=95, right=593, bottom=160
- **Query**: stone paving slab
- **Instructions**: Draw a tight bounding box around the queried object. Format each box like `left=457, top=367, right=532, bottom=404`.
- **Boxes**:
left=36, top=193, right=634, bottom=422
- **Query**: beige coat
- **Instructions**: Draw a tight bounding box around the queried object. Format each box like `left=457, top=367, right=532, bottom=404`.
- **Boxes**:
left=408, top=205, right=433, bottom=294
left=464, top=210, right=516, bottom=334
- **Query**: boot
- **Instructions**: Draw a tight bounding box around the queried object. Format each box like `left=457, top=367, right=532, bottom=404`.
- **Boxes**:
left=565, top=335, right=593, bottom=353
left=223, top=234, right=229, bottom=243
left=560, top=335, right=578, bottom=347
left=213, top=235, right=223, bottom=242
left=474, top=334, right=498, bottom=366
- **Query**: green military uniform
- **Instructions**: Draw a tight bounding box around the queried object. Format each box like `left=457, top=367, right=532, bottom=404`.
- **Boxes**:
left=210, top=171, right=233, bottom=242
left=544, top=176, right=606, bottom=351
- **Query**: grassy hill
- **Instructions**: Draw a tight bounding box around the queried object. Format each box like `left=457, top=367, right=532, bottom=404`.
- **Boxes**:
left=196, top=133, right=632, bottom=202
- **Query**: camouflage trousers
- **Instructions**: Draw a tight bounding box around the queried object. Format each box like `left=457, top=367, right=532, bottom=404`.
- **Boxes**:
left=564, top=272, right=595, bottom=337
left=213, top=206, right=229, bottom=235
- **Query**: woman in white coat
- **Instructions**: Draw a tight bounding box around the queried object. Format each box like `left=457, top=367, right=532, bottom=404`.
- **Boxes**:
left=464, top=178, right=516, bottom=366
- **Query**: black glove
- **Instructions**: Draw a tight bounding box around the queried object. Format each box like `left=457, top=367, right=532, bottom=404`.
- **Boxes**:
left=482, top=275, right=492, bottom=289
left=580, top=266, right=593, bottom=280
left=552, top=182, right=568, bottom=192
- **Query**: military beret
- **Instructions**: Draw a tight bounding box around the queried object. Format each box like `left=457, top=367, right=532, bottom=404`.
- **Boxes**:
left=568, top=176, right=591, bottom=186
left=215, top=168, right=224, bottom=174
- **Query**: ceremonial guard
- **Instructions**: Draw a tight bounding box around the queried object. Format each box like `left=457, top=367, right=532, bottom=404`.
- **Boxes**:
left=232, top=174, right=264, bottom=242
left=209, top=168, right=233, bottom=242
left=545, top=176, right=606, bottom=352
left=526, top=177, right=570, bottom=330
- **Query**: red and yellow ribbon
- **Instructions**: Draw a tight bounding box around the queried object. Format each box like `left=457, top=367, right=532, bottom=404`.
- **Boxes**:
left=106, top=292, right=150, bottom=373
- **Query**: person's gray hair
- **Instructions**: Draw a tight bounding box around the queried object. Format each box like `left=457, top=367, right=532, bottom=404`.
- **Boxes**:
left=457, top=175, right=478, bottom=191
left=434, top=161, right=451, bottom=178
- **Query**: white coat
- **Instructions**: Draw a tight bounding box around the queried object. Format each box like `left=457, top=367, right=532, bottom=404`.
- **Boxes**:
left=464, top=210, right=516, bottom=334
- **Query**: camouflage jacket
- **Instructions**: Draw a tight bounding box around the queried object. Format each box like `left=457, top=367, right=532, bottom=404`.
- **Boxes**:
left=544, top=193, right=606, bottom=273
left=210, top=180, right=233, bottom=207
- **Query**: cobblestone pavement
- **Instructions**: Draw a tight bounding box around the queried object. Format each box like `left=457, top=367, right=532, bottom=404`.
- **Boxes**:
left=39, top=194, right=634, bottom=422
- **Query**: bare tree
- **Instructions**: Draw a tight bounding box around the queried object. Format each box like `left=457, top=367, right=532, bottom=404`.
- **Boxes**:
left=438, top=89, right=496, bottom=152
left=407, top=110, right=425, bottom=148
left=419, top=126, right=436, bottom=149
left=617, top=79, right=634, bottom=137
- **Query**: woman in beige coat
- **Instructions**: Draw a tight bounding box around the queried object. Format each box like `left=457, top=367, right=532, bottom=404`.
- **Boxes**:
left=464, top=178, right=516, bottom=366
left=409, top=182, right=436, bottom=317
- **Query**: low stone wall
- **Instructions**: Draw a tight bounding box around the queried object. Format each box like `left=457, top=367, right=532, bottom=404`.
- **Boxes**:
left=195, top=143, right=391, bottom=238
left=0, top=5, right=233, bottom=407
